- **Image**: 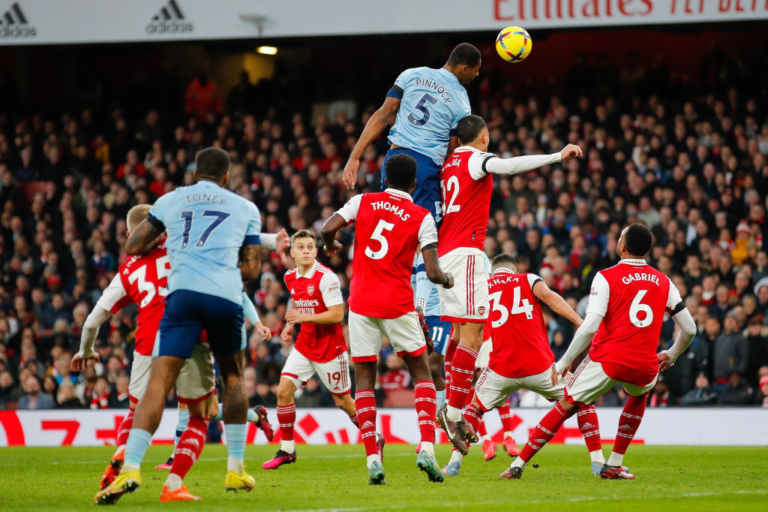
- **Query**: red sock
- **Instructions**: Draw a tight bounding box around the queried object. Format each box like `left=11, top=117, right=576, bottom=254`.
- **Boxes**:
left=277, top=404, right=296, bottom=442
left=116, top=410, right=133, bottom=448
left=519, top=402, right=575, bottom=462
left=355, top=389, right=378, bottom=456
left=464, top=403, right=484, bottom=439
left=447, top=345, right=477, bottom=410
left=613, top=395, right=646, bottom=455
left=414, top=381, right=437, bottom=443
left=350, top=414, right=359, bottom=429
left=576, top=405, right=602, bottom=453
left=444, top=337, right=459, bottom=402
left=497, top=403, right=513, bottom=433
left=170, top=417, right=208, bottom=480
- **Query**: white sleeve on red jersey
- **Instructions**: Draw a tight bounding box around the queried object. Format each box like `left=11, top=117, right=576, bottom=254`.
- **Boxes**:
left=483, top=152, right=562, bottom=177
left=319, top=272, right=344, bottom=307
left=585, top=272, right=610, bottom=317
left=95, top=274, right=132, bottom=314
left=260, top=233, right=277, bottom=250
left=665, top=277, right=685, bottom=315
left=336, top=194, right=363, bottom=223
left=417, top=214, right=438, bottom=247
left=467, top=150, right=500, bottom=180
left=526, top=273, right=543, bottom=290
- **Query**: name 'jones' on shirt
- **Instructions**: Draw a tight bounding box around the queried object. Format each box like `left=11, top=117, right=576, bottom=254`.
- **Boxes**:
left=370, top=200, right=411, bottom=221
left=621, top=273, right=661, bottom=286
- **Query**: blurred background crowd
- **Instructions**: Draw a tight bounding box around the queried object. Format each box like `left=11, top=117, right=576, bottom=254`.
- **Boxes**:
left=1, top=41, right=768, bottom=412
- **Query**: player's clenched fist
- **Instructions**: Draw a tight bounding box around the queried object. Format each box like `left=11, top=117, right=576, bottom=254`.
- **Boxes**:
left=443, top=272, right=454, bottom=289
left=281, top=324, right=294, bottom=343
left=71, top=353, right=98, bottom=371
left=324, top=240, right=343, bottom=257
left=560, top=143, right=583, bottom=161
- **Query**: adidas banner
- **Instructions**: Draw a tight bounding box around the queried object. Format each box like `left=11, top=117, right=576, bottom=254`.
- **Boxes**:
left=1, top=408, right=767, bottom=447
left=0, top=0, right=767, bottom=45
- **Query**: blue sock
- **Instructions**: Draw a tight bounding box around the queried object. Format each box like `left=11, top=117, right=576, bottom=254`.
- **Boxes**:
left=436, top=389, right=446, bottom=412
left=124, top=429, right=152, bottom=467
left=174, top=409, right=190, bottom=447
left=215, top=407, right=255, bottom=423
left=225, top=423, right=247, bottom=461
left=247, top=409, right=255, bottom=423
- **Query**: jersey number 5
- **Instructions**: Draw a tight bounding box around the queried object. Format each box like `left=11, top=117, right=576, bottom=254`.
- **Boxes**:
left=629, top=290, right=653, bottom=328
left=128, top=255, right=170, bottom=307
left=365, top=219, right=394, bottom=260
left=407, top=93, right=438, bottom=127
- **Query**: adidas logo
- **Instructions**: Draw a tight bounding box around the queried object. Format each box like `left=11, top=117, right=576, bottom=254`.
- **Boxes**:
left=291, top=289, right=296, bottom=294
left=580, top=422, right=594, bottom=430
left=146, top=0, right=193, bottom=35
left=0, top=2, right=36, bottom=39
left=619, top=424, right=633, bottom=430
left=418, top=410, right=430, bottom=418
left=362, top=421, right=375, bottom=430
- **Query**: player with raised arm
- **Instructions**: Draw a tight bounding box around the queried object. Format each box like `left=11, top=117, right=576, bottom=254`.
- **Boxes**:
left=434, top=115, right=583, bottom=453
left=343, top=43, right=481, bottom=222
left=442, top=254, right=607, bottom=477
left=502, top=224, right=697, bottom=480
left=262, top=229, right=379, bottom=469
left=95, top=148, right=265, bottom=504
left=322, top=154, right=454, bottom=485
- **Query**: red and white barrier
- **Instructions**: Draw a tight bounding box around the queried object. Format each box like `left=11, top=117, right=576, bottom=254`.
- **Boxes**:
left=1, top=408, right=766, bottom=447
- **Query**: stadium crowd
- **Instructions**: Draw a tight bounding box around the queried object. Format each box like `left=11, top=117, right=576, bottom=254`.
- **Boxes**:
left=1, top=45, right=768, bottom=412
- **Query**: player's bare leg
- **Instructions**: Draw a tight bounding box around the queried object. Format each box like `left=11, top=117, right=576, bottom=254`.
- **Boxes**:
left=161, top=397, right=211, bottom=502
left=95, top=356, right=185, bottom=504
left=502, top=396, right=580, bottom=480
left=429, top=351, right=446, bottom=408
left=402, top=352, right=444, bottom=483
left=440, top=322, right=482, bottom=447
left=354, top=361, right=385, bottom=484
left=217, top=350, right=255, bottom=491
left=263, top=377, right=300, bottom=469
left=155, top=402, right=190, bottom=470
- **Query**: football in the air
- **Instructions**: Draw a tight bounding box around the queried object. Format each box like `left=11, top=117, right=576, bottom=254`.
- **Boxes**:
left=495, top=26, right=532, bottom=63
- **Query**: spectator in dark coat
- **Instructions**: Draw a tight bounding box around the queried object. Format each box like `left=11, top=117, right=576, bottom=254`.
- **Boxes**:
left=17, top=375, right=55, bottom=410
left=680, top=373, right=718, bottom=406
left=713, top=314, right=749, bottom=392
left=717, top=373, right=755, bottom=405
left=744, top=315, right=768, bottom=387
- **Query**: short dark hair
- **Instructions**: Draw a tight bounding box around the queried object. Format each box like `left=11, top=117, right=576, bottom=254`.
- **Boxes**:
left=457, top=115, right=487, bottom=145
left=492, top=253, right=517, bottom=271
left=623, top=223, right=653, bottom=257
left=196, top=147, right=231, bottom=181
left=290, top=229, right=316, bottom=247
left=384, top=154, right=417, bottom=189
left=447, top=43, right=482, bottom=68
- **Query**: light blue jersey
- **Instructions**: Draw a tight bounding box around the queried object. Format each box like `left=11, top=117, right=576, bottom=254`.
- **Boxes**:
left=414, top=253, right=441, bottom=317
left=148, top=180, right=261, bottom=305
left=387, top=67, right=471, bottom=166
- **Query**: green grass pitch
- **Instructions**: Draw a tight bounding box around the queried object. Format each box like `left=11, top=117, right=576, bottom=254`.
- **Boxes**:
left=0, top=444, right=765, bottom=511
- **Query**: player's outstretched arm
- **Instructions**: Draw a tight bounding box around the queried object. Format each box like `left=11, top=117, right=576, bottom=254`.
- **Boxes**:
left=239, top=243, right=262, bottom=281
left=532, top=280, right=582, bottom=327
left=343, top=96, right=401, bottom=189
left=658, top=308, right=696, bottom=371
left=484, top=143, right=583, bottom=177
left=125, top=218, right=163, bottom=256
left=422, top=244, right=453, bottom=289
left=71, top=306, right=112, bottom=371
left=259, top=228, right=290, bottom=265
left=320, top=214, right=346, bottom=256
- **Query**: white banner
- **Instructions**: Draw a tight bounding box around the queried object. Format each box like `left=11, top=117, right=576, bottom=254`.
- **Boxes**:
left=0, top=0, right=766, bottom=46
left=2, top=407, right=766, bottom=447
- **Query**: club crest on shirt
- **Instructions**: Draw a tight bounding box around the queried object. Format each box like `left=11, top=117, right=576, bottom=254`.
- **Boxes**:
left=478, top=306, right=486, bottom=315
left=307, top=285, right=315, bottom=296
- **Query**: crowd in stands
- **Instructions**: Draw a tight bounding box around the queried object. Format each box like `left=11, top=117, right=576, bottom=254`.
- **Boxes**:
left=1, top=44, right=768, bottom=412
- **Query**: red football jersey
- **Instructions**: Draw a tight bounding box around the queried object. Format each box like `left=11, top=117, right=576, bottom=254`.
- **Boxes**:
left=487, top=268, right=553, bottom=379
left=97, top=240, right=171, bottom=356
left=587, top=259, right=683, bottom=386
left=438, top=147, right=495, bottom=258
left=337, top=189, right=438, bottom=319
left=284, top=261, right=347, bottom=363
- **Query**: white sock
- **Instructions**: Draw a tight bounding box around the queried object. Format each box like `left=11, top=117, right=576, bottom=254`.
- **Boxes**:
left=449, top=450, right=464, bottom=465
left=447, top=405, right=462, bottom=422
left=114, top=445, right=126, bottom=456
left=227, top=456, right=244, bottom=474
left=366, top=454, right=381, bottom=468
left=607, top=451, right=624, bottom=467
left=122, top=462, right=140, bottom=473
left=281, top=440, right=295, bottom=454
left=420, top=442, right=435, bottom=456
left=481, top=434, right=491, bottom=442
left=504, top=431, right=515, bottom=439
left=511, top=457, right=527, bottom=470
left=165, top=473, right=183, bottom=492
left=590, top=450, right=605, bottom=464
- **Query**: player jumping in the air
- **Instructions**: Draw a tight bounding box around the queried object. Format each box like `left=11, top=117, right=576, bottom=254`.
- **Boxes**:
left=502, top=224, right=697, bottom=480
left=322, top=154, right=454, bottom=485
left=343, top=43, right=481, bottom=222
left=443, top=254, right=607, bottom=477
left=434, top=115, right=583, bottom=453
left=95, top=148, right=265, bottom=503
left=263, top=230, right=382, bottom=469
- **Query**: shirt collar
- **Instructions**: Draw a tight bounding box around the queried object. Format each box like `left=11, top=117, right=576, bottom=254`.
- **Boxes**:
left=438, top=68, right=461, bottom=87
left=620, top=258, right=648, bottom=266
left=296, top=261, right=318, bottom=279
left=385, top=188, right=414, bottom=202
left=492, top=268, right=516, bottom=276
left=453, top=146, right=480, bottom=154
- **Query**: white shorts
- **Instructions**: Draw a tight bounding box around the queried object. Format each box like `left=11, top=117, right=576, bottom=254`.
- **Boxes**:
left=475, top=367, right=565, bottom=411
left=438, top=248, right=489, bottom=323
left=348, top=310, right=427, bottom=363
left=281, top=348, right=351, bottom=396
left=129, top=345, right=215, bottom=405
left=476, top=340, right=492, bottom=369
left=565, top=356, right=657, bottom=406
